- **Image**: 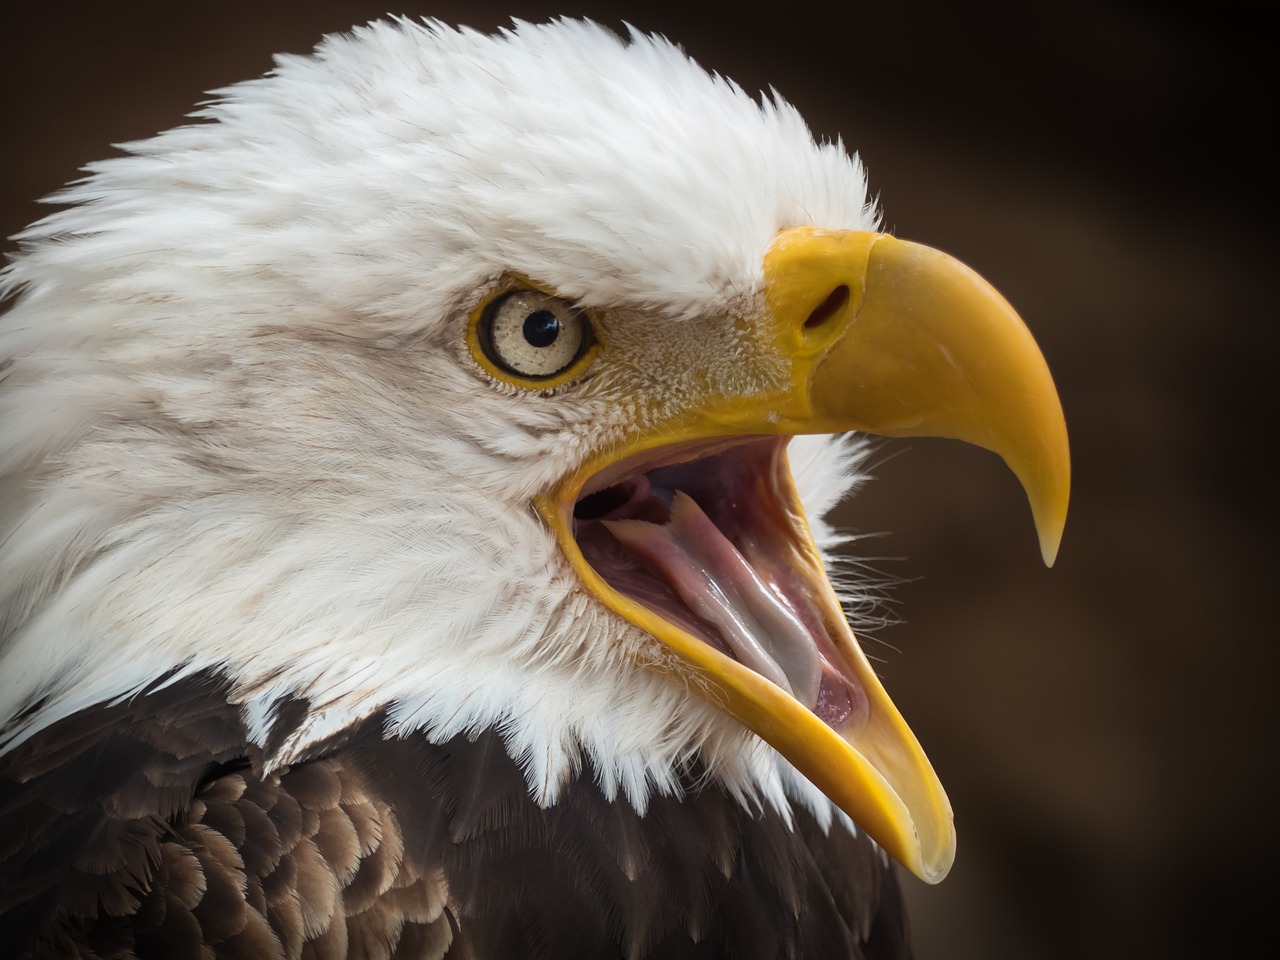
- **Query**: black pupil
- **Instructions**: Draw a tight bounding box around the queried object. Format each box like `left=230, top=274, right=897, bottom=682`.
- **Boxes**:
left=523, top=310, right=561, bottom=348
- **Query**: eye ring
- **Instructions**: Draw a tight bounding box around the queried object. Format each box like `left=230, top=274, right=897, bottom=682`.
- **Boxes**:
left=469, top=286, right=598, bottom=388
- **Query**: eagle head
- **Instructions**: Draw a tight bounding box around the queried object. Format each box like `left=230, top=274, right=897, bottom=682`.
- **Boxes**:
left=0, top=19, right=1067, bottom=885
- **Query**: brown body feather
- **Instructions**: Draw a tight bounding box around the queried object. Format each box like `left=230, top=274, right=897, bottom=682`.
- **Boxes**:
left=0, top=676, right=910, bottom=959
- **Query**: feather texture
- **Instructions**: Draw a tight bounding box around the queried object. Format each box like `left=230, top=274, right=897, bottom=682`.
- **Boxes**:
left=0, top=18, right=877, bottom=817
left=0, top=675, right=908, bottom=959
left=0, top=18, right=910, bottom=958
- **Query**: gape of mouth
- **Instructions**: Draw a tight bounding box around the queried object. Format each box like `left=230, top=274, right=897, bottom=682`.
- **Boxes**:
left=572, top=437, right=868, bottom=733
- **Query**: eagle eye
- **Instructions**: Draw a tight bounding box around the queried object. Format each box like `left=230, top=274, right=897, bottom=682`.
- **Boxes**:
left=473, top=288, right=596, bottom=385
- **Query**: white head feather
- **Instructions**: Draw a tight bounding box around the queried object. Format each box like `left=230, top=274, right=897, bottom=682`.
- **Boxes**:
left=0, top=19, right=880, bottom=824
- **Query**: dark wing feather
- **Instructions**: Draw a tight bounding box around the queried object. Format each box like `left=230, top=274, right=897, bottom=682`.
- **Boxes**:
left=0, top=674, right=910, bottom=959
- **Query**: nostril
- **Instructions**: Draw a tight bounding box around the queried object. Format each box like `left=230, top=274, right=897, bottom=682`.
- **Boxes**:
left=804, top=284, right=849, bottom=330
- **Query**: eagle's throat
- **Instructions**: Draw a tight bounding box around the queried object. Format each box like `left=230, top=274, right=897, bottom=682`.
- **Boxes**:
left=573, top=439, right=868, bottom=733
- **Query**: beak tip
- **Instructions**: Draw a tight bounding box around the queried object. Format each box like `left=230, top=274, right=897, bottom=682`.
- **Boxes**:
left=1033, top=495, right=1068, bottom=568
left=909, top=828, right=956, bottom=885
left=918, top=859, right=953, bottom=886
left=1040, top=536, right=1061, bottom=568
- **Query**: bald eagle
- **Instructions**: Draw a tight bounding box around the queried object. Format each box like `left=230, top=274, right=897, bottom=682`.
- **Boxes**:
left=0, top=19, right=1068, bottom=960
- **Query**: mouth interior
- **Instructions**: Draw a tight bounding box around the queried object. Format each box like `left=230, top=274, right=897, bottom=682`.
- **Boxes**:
left=573, top=437, right=868, bottom=733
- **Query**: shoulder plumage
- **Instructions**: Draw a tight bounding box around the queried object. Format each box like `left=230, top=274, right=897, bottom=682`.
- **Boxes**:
left=1, top=673, right=906, bottom=959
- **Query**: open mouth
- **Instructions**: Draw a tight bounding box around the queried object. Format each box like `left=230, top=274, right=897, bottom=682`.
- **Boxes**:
left=572, top=437, right=869, bottom=734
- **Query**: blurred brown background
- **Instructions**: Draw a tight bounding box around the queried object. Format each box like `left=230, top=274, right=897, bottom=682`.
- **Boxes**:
left=2, top=2, right=1273, bottom=957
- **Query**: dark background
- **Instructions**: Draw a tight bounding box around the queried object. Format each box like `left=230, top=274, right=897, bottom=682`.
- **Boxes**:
left=2, top=3, right=1273, bottom=957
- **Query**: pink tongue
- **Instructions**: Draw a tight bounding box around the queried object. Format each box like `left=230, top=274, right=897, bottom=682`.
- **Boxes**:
left=603, top=492, right=823, bottom=707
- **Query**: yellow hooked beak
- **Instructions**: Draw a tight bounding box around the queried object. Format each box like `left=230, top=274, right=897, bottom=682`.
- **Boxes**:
left=538, top=228, right=1069, bottom=883
left=764, top=228, right=1068, bottom=564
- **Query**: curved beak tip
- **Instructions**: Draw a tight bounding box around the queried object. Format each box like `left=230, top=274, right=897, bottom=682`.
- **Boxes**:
left=1040, top=527, right=1063, bottom=567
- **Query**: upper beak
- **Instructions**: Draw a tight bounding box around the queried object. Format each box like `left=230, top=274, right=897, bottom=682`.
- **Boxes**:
left=538, top=228, right=1069, bottom=883
left=763, top=228, right=1069, bottom=565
